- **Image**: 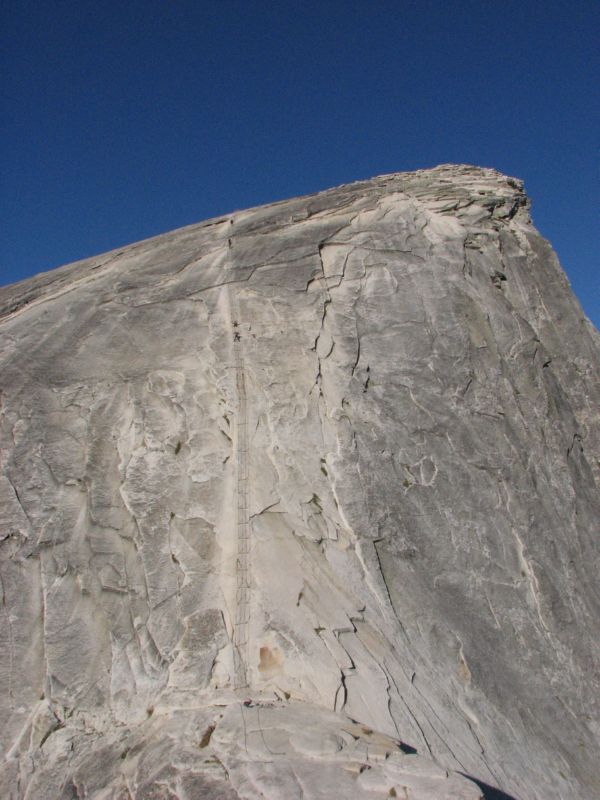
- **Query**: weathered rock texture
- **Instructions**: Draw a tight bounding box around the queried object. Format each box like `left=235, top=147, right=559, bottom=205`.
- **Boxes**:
left=1, top=165, right=599, bottom=800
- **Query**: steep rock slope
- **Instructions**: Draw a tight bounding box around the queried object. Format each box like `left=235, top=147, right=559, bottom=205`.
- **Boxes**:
left=0, top=165, right=598, bottom=799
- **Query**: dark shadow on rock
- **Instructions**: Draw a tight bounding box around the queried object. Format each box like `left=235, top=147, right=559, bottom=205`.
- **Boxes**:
left=398, top=741, right=417, bottom=754
left=460, top=773, right=519, bottom=800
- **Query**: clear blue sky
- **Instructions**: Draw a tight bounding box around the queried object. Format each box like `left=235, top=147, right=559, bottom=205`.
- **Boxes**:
left=2, top=1, right=598, bottom=326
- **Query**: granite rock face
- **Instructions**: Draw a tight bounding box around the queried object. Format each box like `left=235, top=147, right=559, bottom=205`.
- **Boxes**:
left=0, top=165, right=599, bottom=800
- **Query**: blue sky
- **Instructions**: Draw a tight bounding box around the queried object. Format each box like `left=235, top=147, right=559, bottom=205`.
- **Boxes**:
left=2, top=1, right=598, bottom=326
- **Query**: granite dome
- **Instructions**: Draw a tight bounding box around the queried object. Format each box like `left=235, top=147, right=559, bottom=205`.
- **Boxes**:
left=1, top=165, right=599, bottom=800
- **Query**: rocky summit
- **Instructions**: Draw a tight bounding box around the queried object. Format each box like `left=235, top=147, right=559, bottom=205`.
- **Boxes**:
left=1, top=165, right=599, bottom=800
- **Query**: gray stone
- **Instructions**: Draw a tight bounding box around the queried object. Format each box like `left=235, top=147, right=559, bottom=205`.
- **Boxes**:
left=0, top=165, right=598, bottom=799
